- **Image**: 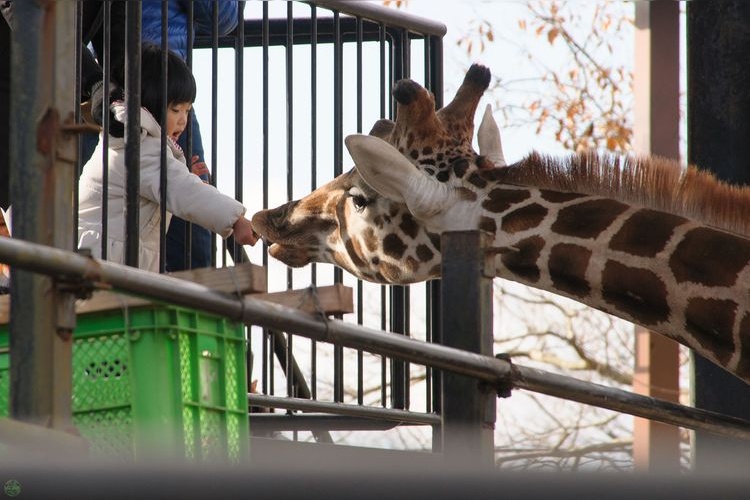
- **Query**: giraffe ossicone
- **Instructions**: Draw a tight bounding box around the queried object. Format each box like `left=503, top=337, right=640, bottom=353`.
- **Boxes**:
left=477, top=104, right=506, bottom=167
left=252, top=64, right=750, bottom=385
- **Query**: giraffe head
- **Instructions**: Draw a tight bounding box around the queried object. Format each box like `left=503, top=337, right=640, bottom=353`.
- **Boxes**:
left=251, top=64, right=504, bottom=284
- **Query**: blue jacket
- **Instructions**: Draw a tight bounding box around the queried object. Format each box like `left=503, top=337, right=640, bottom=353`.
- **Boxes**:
left=141, top=1, right=239, bottom=60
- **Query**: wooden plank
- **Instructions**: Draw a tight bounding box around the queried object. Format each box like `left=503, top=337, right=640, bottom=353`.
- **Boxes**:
left=166, top=262, right=266, bottom=295
left=0, top=263, right=267, bottom=324
left=73, top=293, right=153, bottom=316
left=1, top=281, right=352, bottom=324
left=0, top=261, right=352, bottom=321
left=251, top=284, right=353, bottom=316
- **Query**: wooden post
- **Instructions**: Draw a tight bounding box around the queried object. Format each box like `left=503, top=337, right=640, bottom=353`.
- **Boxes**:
left=9, top=1, right=78, bottom=430
left=440, top=231, right=496, bottom=466
left=632, top=1, right=682, bottom=473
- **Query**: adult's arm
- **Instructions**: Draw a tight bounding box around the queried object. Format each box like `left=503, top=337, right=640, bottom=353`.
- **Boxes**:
left=186, top=1, right=240, bottom=36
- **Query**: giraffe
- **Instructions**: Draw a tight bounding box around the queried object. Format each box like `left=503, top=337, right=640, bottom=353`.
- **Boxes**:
left=251, top=64, right=750, bottom=385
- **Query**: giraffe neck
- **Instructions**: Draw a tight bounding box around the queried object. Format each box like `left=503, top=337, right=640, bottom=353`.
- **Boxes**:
left=482, top=182, right=750, bottom=383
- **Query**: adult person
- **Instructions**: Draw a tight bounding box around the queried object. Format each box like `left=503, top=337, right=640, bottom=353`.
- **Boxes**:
left=140, top=1, right=241, bottom=272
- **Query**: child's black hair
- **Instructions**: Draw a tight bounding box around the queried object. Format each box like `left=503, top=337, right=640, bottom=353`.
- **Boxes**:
left=140, top=43, right=196, bottom=124
left=91, top=44, right=196, bottom=138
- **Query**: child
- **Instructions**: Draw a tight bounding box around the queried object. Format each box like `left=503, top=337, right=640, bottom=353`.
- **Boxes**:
left=78, top=45, right=257, bottom=272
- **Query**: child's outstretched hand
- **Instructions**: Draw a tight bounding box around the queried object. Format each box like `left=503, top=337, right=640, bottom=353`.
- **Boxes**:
left=190, top=155, right=210, bottom=183
left=233, top=216, right=259, bottom=246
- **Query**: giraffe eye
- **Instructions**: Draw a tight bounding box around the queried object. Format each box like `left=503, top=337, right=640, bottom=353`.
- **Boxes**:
left=352, top=194, right=369, bottom=212
left=348, top=189, right=370, bottom=212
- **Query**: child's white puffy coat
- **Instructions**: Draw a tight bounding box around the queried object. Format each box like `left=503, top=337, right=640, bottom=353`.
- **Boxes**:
left=78, top=102, right=245, bottom=272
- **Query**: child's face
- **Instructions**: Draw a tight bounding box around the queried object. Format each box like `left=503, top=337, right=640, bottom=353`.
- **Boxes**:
left=166, top=102, right=192, bottom=141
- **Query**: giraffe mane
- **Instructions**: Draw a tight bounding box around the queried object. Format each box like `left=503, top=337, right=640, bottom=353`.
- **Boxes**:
left=495, top=152, right=750, bottom=238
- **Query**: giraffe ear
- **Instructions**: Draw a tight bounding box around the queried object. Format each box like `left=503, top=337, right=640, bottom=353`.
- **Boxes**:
left=345, top=134, right=450, bottom=218
left=477, top=104, right=506, bottom=167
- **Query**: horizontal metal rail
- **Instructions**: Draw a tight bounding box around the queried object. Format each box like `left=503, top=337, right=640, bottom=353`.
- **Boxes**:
left=310, top=0, right=447, bottom=37
left=249, top=414, right=407, bottom=432
left=196, top=4, right=445, bottom=49
left=2, top=236, right=750, bottom=440
left=248, top=394, right=440, bottom=426
left=197, top=17, right=400, bottom=49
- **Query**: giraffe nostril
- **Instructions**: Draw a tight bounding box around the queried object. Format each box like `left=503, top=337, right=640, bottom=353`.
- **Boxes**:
left=269, top=200, right=299, bottom=226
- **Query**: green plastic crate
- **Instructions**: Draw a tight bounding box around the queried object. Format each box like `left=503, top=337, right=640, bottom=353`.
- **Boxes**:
left=0, top=305, right=248, bottom=463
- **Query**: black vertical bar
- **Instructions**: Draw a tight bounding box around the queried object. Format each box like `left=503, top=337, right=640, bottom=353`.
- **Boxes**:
left=425, top=281, right=433, bottom=413
left=390, top=285, right=406, bottom=410
left=287, top=328, right=294, bottom=400
left=74, top=0, right=82, bottom=117
left=379, top=21, right=388, bottom=409
left=101, top=1, right=111, bottom=260
left=269, top=331, right=275, bottom=397
left=285, top=1, right=295, bottom=402
left=73, top=2, right=82, bottom=246
left=429, top=36, right=444, bottom=106
left=389, top=27, right=409, bottom=411
left=310, top=3, right=318, bottom=401
left=124, top=1, right=142, bottom=268
left=261, top=326, right=269, bottom=395
left=211, top=1, right=219, bottom=268
left=332, top=10, right=344, bottom=403
left=402, top=28, right=411, bottom=79
left=405, top=286, right=411, bottom=409
left=687, top=1, right=750, bottom=473
left=423, top=33, right=431, bottom=90
left=440, top=231, right=495, bottom=465
left=422, top=32, right=434, bottom=420
left=356, top=17, right=363, bottom=135
left=261, top=4, right=269, bottom=218
left=183, top=1, right=194, bottom=269
left=380, top=285, right=387, bottom=407
left=428, top=33, right=444, bottom=450
left=234, top=2, right=252, bottom=394
left=158, top=2, right=168, bottom=273
left=332, top=12, right=343, bottom=195
left=286, top=2, right=294, bottom=290
left=234, top=2, right=245, bottom=266
left=355, top=16, right=364, bottom=406
left=261, top=2, right=271, bottom=397
left=379, top=23, right=387, bottom=119
left=391, top=28, right=406, bottom=115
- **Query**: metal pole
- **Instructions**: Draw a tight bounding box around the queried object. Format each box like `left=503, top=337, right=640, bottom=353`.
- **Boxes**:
left=427, top=34, right=444, bottom=451
left=311, top=0, right=446, bottom=37
left=440, top=231, right=496, bottom=465
left=332, top=9, right=344, bottom=403
left=124, top=1, right=141, bottom=268
left=9, top=0, right=77, bottom=430
left=3, top=238, right=750, bottom=440
left=248, top=394, right=440, bottom=426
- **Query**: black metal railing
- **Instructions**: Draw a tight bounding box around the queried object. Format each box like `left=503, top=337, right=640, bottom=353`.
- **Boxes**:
left=188, top=1, right=447, bottom=441
left=68, top=0, right=448, bottom=444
